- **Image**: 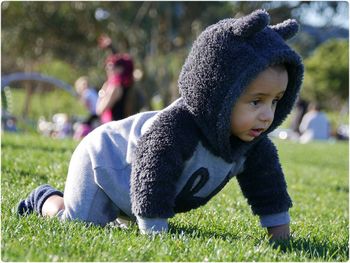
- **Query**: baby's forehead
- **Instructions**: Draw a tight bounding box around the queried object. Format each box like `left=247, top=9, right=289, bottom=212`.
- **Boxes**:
left=242, top=68, right=288, bottom=96
left=268, top=64, right=287, bottom=73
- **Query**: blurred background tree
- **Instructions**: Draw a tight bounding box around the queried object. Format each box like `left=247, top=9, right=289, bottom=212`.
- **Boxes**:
left=1, top=1, right=349, bottom=114
left=302, top=40, right=349, bottom=109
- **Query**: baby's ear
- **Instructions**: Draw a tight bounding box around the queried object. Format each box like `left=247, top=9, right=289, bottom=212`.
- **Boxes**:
left=270, top=19, right=299, bottom=40
left=232, top=9, right=270, bottom=38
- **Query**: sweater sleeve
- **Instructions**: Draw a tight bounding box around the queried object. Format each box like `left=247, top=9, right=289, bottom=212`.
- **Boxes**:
left=259, top=211, right=290, bottom=227
left=137, top=217, right=169, bottom=234
left=235, top=137, right=293, bottom=216
left=130, top=101, right=199, bottom=219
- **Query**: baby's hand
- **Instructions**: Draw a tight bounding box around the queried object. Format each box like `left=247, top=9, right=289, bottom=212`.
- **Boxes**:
left=98, top=34, right=112, bottom=49
left=137, top=217, right=168, bottom=235
left=267, top=223, right=290, bottom=241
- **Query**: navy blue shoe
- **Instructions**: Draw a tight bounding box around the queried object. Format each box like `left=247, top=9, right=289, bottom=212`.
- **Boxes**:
left=17, top=184, right=63, bottom=216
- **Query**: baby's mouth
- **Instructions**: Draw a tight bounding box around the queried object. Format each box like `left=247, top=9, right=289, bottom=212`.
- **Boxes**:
left=248, top=128, right=265, bottom=137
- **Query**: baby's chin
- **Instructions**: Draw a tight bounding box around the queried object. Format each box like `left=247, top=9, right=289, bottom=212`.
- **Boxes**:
left=230, top=134, right=255, bottom=143
left=231, top=131, right=267, bottom=143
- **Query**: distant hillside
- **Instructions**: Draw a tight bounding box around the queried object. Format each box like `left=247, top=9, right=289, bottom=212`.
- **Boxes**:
left=290, top=24, right=349, bottom=57
left=302, top=24, right=349, bottom=43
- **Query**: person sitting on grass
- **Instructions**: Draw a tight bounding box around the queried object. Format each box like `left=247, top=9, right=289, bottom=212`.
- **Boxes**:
left=17, top=10, right=303, bottom=241
left=299, top=102, right=330, bottom=143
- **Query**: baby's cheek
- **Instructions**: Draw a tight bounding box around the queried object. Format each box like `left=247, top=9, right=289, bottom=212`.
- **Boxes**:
left=240, top=114, right=254, bottom=128
left=232, top=116, right=252, bottom=132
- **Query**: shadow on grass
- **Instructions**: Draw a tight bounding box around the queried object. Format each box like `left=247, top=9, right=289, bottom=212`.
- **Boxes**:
left=334, top=185, right=349, bottom=193
left=271, top=237, right=349, bottom=261
left=170, top=224, right=348, bottom=261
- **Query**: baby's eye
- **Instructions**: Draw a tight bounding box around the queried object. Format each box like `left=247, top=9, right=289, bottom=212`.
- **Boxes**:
left=250, top=100, right=260, bottom=106
left=272, top=97, right=281, bottom=105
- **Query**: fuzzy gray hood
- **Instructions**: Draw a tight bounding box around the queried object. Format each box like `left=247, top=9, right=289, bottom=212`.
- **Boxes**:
left=178, top=9, right=304, bottom=161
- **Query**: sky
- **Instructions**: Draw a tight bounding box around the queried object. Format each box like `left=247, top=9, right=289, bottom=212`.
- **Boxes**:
left=293, top=1, right=349, bottom=29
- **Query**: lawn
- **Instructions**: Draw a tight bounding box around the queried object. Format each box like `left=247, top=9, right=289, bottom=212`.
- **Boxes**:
left=1, top=132, right=349, bottom=261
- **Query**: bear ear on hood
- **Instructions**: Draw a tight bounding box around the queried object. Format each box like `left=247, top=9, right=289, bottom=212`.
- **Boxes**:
left=231, top=9, right=270, bottom=38
left=270, top=19, right=300, bottom=40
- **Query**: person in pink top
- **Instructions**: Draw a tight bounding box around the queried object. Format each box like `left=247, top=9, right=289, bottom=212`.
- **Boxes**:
left=97, top=35, right=134, bottom=123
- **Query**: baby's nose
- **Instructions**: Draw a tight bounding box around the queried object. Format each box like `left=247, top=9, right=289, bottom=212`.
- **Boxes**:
left=259, top=106, right=274, bottom=123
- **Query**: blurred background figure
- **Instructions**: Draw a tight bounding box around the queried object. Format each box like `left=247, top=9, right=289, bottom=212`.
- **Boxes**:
left=38, top=113, right=72, bottom=139
left=289, top=98, right=309, bottom=135
left=73, top=76, right=99, bottom=139
left=1, top=86, right=18, bottom=132
left=74, top=76, right=99, bottom=119
left=336, top=103, right=349, bottom=140
left=97, top=35, right=134, bottom=123
left=299, top=102, right=330, bottom=143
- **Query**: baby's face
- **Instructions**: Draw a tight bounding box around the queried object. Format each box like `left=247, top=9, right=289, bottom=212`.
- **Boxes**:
left=230, top=67, right=288, bottom=142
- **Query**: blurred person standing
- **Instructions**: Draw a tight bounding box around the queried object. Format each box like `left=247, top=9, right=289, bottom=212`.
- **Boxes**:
left=97, top=35, right=134, bottom=123
left=75, top=76, right=99, bottom=117
left=290, top=98, right=308, bottom=135
left=299, top=102, right=330, bottom=143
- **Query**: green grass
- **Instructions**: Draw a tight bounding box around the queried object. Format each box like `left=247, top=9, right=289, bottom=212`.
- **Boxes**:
left=1, top=132, right=349, bottom=261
